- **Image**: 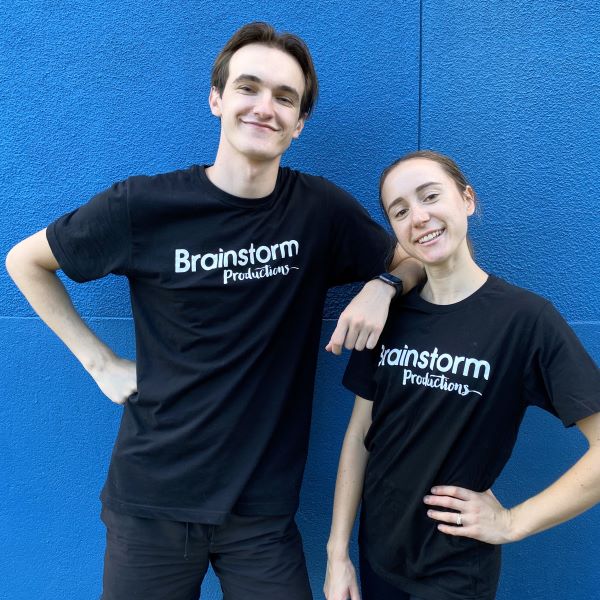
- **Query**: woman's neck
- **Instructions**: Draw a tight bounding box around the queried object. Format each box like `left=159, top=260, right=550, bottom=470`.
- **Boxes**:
left=420, top=249, right=488, bottom=305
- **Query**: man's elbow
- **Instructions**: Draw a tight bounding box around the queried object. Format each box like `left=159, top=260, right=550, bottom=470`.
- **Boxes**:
left=5, top=235, right=55, bottom=282
left=5, top=241, right=24, bottom=280
left=6, top=229, right=60, bottom=278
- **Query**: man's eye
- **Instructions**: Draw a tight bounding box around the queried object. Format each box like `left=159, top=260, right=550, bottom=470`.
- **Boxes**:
left=239, top=85, right=254, bottom=93
left=277, top=97, right=293, bottom=105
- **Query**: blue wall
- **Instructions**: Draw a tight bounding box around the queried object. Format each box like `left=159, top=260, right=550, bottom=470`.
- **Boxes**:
left=1, top=1, right=598, bottom=598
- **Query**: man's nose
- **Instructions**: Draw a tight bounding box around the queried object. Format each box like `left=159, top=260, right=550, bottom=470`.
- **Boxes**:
left=253, top=92, right=275, bottom=118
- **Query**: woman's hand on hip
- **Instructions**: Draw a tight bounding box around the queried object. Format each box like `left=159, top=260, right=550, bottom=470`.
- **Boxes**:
left=424, top=486, right=516, bottom=544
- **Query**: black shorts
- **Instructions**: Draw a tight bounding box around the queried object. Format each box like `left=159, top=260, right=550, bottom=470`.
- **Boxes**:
left=100, top=507, right=312, bottom=600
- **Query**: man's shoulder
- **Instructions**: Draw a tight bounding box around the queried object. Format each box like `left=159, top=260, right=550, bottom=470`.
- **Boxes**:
left=282, top=167, right=358, bottom=206
left=126, top=164, right=200, bottom=195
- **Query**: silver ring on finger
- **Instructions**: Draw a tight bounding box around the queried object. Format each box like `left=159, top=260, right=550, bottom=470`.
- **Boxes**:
left=456, top=513, right=462, bottom=526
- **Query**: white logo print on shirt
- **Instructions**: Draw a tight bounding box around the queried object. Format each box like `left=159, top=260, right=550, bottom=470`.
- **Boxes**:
left=174, top=240, right=300, bottom=284
left=378, top=344, right=491, bottom=397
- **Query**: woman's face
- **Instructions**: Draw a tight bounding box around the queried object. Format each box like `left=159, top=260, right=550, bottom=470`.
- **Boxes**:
left=381, top=158, right=475, bottom=267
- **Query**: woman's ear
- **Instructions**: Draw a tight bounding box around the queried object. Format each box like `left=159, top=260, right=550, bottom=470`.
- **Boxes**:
left=464, top=185, right=476, bottom=216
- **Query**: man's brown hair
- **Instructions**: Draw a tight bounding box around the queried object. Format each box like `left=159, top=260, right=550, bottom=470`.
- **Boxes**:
left=211, top=22, right=319, bottom=118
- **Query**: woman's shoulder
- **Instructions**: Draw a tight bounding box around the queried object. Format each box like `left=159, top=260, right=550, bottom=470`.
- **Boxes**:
left=393, top=274, right=552, bottom=320
left=480, top=274, right=552, bottom=314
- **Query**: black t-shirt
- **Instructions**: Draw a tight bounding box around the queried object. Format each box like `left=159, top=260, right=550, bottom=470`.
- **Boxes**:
left=47, top=165, right=393, bottom=523
left=343, top=275, right=600, bottom=600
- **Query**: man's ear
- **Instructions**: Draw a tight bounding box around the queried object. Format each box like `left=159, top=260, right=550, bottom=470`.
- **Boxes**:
left=292, top=114, right=306, bottom=140
left=208, top=86, right=222, bottom=118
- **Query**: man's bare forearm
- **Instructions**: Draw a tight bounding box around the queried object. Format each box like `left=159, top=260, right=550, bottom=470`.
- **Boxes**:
left=6, top=229, right=124, bottom=385
left=326, top=249, right=424, bottom=354
left=388, top=241, right=425, bottom=295
left=390, top=256, right=425, bottom=295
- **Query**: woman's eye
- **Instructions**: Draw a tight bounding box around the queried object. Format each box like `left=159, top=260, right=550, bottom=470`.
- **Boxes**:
left=393, top=208, right=408, bottom=219
left=424, top=193, right=438, bottom=202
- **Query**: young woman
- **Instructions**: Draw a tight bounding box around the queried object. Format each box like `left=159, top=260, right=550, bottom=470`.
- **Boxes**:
left=324, top=151, right=600, bottom=600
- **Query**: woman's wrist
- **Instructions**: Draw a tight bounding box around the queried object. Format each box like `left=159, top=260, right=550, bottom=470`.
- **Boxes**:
left=326, top=539, right=351, bottom=560
left=505, top=504, right=533, bottom=543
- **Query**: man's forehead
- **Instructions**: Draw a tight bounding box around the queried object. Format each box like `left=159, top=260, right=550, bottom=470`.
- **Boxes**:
left=228, top=44, right=305, bottom=91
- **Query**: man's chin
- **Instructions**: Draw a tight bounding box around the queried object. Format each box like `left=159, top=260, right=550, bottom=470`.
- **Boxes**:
left=241, top=145, right=289, bottom=163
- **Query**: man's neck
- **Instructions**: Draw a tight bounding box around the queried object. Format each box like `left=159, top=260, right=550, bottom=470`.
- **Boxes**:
left=206, top=149, right=281, bottom=199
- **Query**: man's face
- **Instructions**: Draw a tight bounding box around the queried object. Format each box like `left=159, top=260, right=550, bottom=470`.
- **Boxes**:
left=209, top=44, right=306, bottom=163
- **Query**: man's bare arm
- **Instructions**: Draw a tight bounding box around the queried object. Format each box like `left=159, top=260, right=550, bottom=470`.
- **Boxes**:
left=5, top=229, right=136, bottom=404
left=326, top=244, right=424, bottom=355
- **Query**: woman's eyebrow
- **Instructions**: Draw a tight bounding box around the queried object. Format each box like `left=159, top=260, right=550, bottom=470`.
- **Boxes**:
left=387, top=196, right=406, bottom=211
left=416, top=181, right=441, bottom=192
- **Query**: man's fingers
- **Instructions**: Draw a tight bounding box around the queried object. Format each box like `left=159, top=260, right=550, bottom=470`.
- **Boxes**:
left=327, top=319, right=349, bottom=355
left=365, top=329, right=381, bottom=350
left=328, top=314, right=384, bottom=353
left=325, top=340, right=342, bottom=355
left=343, top=324, right=360, bottom=350
left=353, top=328, right=371, bottom=351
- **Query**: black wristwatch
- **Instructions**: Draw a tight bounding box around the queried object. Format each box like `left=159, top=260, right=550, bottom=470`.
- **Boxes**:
left=374, top=273, right=403, bottom=297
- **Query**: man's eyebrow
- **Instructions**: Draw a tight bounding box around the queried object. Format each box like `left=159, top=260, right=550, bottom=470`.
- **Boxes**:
left=232, top=74, right=300, bottom=101
left=276, top=85, right=301, bottom=101
left=232, top=74, right=262, bottom=85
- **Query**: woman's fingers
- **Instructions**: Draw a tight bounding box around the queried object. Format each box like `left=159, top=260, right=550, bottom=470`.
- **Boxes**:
left=425, top=486, right=512, bottom=544
left=423, top=494, right=466, bottom=512
left=430, top=485, right=474, bottom=500
left=426, top=508, right=466, bottom=525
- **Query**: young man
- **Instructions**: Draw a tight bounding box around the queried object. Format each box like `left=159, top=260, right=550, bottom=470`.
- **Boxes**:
left=6, top=22, right=421, bottom=600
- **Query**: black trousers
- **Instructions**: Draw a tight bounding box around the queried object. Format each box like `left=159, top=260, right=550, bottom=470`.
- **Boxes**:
left=100, top=507, right=312, bottom=600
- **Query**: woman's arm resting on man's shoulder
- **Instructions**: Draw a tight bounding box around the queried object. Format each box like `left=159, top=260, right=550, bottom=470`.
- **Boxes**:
left=326, top=244, right=424, bottom=355
left=424, top=411, right=600, bottom=545
left=324, top=396, right=373, bottom=600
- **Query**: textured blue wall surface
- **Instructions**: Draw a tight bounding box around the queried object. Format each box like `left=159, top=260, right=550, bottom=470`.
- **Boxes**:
left=1, top=1, right=598, bottom=599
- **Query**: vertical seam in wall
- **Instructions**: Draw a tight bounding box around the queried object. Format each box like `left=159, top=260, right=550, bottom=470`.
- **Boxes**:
left=417, top=0, right=423, bottom=149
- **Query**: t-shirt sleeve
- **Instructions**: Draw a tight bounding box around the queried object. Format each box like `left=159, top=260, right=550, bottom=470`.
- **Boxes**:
left=523, top=302, right=600, bottom=426
left=342, top=346, right=380, bottom=401
left=46, top=180, right=131, bottom=282
left=325, top=180, right=394, bottom=287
